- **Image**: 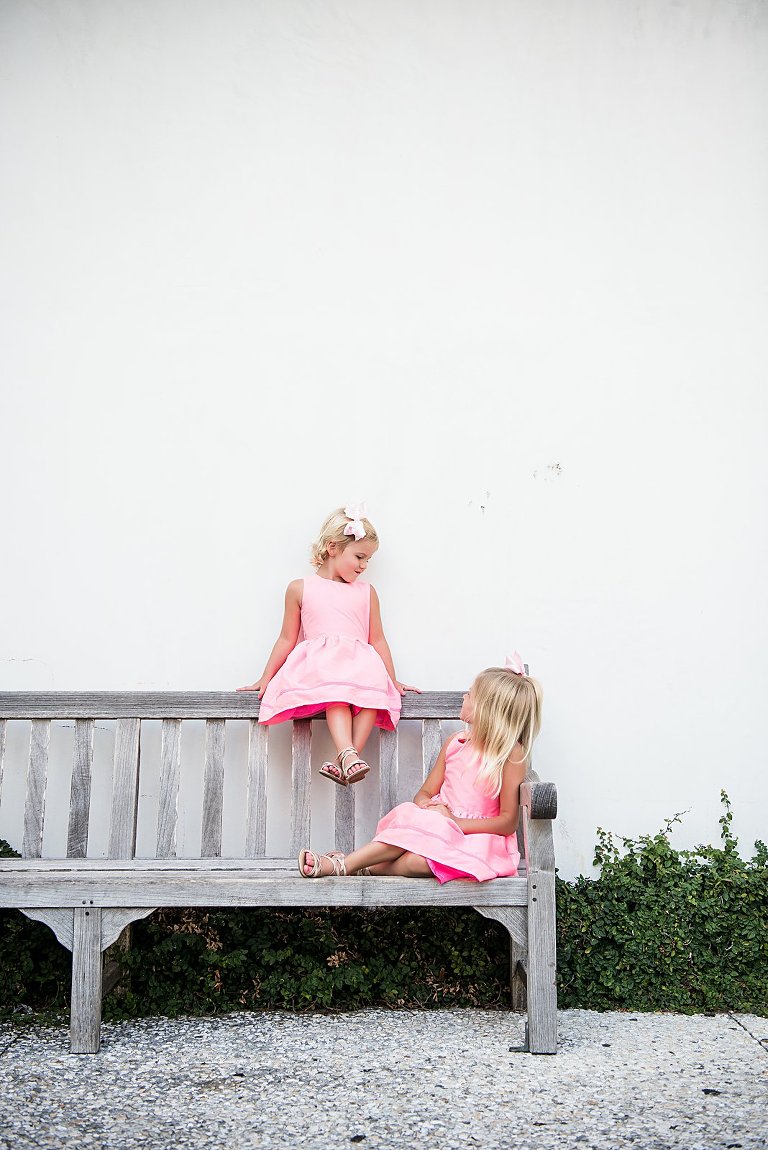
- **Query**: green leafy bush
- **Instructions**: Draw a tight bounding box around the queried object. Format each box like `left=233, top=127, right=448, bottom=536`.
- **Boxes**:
left=1, top=792, right=765, bottom=1020
left=556, top=792, right=767, bottom=1014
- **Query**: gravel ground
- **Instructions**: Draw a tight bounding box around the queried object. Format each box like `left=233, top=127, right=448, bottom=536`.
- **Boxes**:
left=1, top=1009, right=766, bottom=1149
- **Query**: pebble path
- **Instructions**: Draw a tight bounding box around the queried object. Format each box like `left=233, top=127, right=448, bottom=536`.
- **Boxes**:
left=1, top=1009, right=766, bottom=1149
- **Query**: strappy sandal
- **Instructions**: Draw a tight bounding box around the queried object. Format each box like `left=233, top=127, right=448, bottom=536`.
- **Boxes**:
left=327, top=850, right=372, bottom=877
left=297, top=849, right=347, bottom=878
left=318, top=752, right=347, bottom=786
left=339, top=746, right=370, bottom=785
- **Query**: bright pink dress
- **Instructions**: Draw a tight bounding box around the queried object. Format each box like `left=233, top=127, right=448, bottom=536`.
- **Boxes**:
left=258, top=575, right=401, bottom=731
left=373, top=733, right=520, bottom=882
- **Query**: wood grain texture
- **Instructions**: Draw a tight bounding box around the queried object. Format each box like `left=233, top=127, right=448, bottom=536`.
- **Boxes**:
left=521, top=802, right=558, bottom=1055
left=0, top=692, right=464, bottom=719
left=474, top=905, right=529, bottom=1013
left=3, top=689, right=559, bottom=1057
left=108, top=719, right=141, bottom=859
left=201, top=719, right=226, bottom=858
left=23, top=719, right=50, bottom=858
left=21, top=907, right=75, bottom=950
left=70, top=907, right=103, bottom=1053
left=156, top=719, right=182, bottom=859
left=245, top=721, right=268, bottom=858
left=0, top=870, right=529, bottom=908
left=290, top=720, right=311, bottom=856
left=422, top=719, right=442, bottom=780
left=378, top=729, right=398, bottom=817
left=334, top=783, right=355, bottom=855
left=0, top=719, right=5, bottom=808
left=101, top=908, right=156, bottom=950
left=67, top=719, right=94, bottom=859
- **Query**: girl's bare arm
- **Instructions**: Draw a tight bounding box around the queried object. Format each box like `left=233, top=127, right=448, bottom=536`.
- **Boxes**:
left=412, top=739, right=449, bottom=808
left=237, top=580, right=303, bottom=695
left=368, top=586, right=420, bottom=694
left=448, top=747, right=527, bottom=836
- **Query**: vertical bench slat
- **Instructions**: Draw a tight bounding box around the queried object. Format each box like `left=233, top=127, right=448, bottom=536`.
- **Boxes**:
left=23, top=719, right=50, bottom=858
left=201, top=718, right=226, bottom=858
left=335, top=783, right=355, bottom=855
left=156, top=718, right=182, bottom=859
left=422, top=719, right=442, bottom=780
left=67, top=718, right=94, bottom=858
left=289, top=719, right=311, bottom=856
left=379, top=728, right=398, bottom=816
left=245, top=720, right=268, bottom=857
left=0, top=719, right=6, bottom=808
left=108, top=718, right=141, bottom=859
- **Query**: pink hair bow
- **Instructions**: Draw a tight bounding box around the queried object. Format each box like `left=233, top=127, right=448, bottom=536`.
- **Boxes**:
left=343, top=502, right=368, bottom=541
left=505, top=651, right=526, bottom=675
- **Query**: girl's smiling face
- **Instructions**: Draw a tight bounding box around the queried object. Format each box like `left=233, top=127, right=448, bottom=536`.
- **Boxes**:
left=460, top=684, right=476, bottom=724
left=327, top=538, right=378, bottom=582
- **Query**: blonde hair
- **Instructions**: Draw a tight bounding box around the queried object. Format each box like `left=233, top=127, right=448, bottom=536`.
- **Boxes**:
left=310, top=508, right=380, bottom=568
left=469, top=667, right=543, bottom=797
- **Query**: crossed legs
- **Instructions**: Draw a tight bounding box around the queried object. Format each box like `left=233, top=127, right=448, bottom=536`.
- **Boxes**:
left=300, top=841, right=433, bottom=877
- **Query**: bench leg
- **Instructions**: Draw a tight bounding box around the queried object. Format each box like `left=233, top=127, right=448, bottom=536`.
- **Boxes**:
left=526, top=868, right=557, bottom=1054
left=71, top=908, right=103, bottom=1054
left=473, top=904, right=529, bottom=1013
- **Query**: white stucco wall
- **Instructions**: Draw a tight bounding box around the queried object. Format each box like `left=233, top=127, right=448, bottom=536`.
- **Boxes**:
left=1, top=0, right=766, bottom=879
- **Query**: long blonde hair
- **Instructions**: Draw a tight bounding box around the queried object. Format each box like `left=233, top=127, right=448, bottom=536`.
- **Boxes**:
left=469, top=667, right=543, bottom=797
left=310, top=507, right=379, bottom=568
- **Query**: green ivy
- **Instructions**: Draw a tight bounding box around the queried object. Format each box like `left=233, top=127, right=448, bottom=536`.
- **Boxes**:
left=556, top=791, right=767, bottom=1014
left=1, top=792, right=766, bottom=1021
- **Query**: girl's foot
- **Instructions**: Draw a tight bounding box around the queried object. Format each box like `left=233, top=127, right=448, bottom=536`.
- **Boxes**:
left=298, top=849, right=347, bottom=878
left=318, top=752, right=346, bottom=786
left=339, top=747, right=370, bottom=784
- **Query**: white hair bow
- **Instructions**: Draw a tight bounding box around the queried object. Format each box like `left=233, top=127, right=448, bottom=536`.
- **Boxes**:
left=343, top=502, right=368, bottom=541
left=505, top=651, right=526, bottom=675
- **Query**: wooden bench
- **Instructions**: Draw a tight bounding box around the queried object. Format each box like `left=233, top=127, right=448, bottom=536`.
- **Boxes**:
left=0, top=692, right=558, bottom=1054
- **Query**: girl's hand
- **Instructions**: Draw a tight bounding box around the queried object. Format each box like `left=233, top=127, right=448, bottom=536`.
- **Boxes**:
left=395, top=681, right=421, bottom=695
left=236, top=679, right=267, bottom=695
left=429, top=803, right=454, bottom=819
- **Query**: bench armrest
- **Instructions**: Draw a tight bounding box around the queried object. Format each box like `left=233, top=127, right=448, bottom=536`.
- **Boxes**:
left=520, top=780, right=558, bottom=821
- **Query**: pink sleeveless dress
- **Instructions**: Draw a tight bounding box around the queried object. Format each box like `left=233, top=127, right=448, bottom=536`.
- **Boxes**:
left=373, top=733, right=520, bottom=882
left=258, top=575, right=401, bottom=731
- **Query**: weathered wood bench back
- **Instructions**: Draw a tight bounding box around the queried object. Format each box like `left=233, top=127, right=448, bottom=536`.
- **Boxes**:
left=0, top=693, right=558, bottom=1055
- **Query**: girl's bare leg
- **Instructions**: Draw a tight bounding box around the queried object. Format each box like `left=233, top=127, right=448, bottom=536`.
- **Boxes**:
left=370, top=851, right=432, bottom=877
left=345, top=843, right=432, bottom=876
left=325, top=705, right=353, bottom=757
left=351, top=708, right=377, bottom=756
left=301, top=842, right=403, bottom=876
left=301, top=843, right=433, bottom=877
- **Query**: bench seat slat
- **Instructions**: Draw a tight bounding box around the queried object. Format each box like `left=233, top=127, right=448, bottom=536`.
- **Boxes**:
left=0, top=869, right=528, bottom=908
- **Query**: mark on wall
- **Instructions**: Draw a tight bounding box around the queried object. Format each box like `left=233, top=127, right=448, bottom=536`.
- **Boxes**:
left=533, top=463, right=563, bottom=482
left=467, top=491, right=491, bottom=514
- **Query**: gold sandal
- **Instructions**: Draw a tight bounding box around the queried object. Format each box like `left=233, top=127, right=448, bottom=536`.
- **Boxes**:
left=318, top=752, right=347, bottom=786
left=297, top=849, right=347, bottom=878
left=339, top=746, right=370, bottom=785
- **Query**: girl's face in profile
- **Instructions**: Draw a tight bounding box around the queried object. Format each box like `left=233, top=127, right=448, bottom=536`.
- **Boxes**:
left=327, top=538, right=378, bottom=583
left=460, top=684, right=476, bottom=724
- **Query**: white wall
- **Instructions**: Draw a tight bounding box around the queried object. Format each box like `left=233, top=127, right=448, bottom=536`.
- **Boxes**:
left=1, top=0, right=766, bottom=878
